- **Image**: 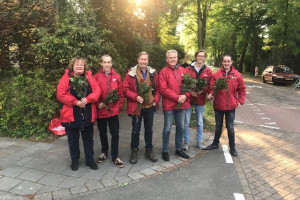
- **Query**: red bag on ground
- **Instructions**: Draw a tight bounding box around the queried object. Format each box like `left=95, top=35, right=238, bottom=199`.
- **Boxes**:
left=48, top=116, right=66, bottom=135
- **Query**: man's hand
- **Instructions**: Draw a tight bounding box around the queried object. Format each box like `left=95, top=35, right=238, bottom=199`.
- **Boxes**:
left=98, top=102, right=104, bottom=109
left=137, top=96, right=144, bottom=103
left=207, top=94, right=214, bottom=100
left=178, top=95, right=187, bottom=104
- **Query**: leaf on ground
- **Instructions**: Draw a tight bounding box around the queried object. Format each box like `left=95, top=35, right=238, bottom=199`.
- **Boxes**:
left=120, top=182, right=128, bottom=187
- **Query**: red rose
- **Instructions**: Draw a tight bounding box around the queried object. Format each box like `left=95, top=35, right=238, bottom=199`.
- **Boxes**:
left=70, top=72, right=74, bottom=76
left=85, top=71, right=88, bottom=76
left=77, top=72, right=81, bottom=76
left=141, top=78, right=145, bottom=82
left=148, top=82, right=152, bottom=86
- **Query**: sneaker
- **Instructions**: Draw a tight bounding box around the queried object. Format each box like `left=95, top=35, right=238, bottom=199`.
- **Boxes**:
left=97, top=153, right=106, bottom=163
left=113, top=158, right=124, bottom=168
left=182, top=142, right=189, bottom=151
left=196, top=142, right=202, bottom=149
left=130, top=148, right=138, bottom=164
left=145, top=150, right=157, bottom=162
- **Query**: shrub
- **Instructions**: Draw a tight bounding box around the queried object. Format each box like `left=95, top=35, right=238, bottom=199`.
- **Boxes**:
left=0, top=68, right=59, bottom=139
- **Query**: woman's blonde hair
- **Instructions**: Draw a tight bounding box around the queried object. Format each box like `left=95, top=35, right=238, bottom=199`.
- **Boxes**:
left=68, top=56, right=89, bottom=71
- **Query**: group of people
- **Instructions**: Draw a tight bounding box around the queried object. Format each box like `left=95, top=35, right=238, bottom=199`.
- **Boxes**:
left=57, top=49, right=246, bottom=171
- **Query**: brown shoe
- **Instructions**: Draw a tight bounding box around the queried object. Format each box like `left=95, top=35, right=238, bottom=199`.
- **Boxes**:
left=145, top=150, right=157, bottom=162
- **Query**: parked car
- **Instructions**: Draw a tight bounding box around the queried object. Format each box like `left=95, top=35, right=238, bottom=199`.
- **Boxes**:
left=262, top=65, right=299, bottom=84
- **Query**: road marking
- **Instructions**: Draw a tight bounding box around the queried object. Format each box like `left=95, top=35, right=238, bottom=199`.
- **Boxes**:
left=252, top=109, right=261, bottom=112
left=261, top=117, right=271, bottom=120
left=254, top=103, right=266, bottom=106
left=281, top=106, right=298, bottom=110
left=247, top=104, right=254, bottom=105
left=259, top=125, right=280, bottom=129
left=256, top=113, right=265, bottom=115
left=265, top=122, right=277, bottom=125
left=234, top=193, right=245, bottom=200
left=235, top=120, right=244, bottom=124
left=222, top=145, right=233, bottom=164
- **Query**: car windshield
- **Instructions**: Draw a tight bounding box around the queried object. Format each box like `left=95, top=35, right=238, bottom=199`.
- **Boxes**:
left=274, top=66, right=293, bottom=73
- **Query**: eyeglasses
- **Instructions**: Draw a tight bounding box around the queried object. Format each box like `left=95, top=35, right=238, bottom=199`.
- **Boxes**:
left=197, top=55, right=205, bottom=58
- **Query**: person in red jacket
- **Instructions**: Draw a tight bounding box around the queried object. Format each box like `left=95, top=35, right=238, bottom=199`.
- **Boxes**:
left=57, top=56, right=101, bottom=171
left=183, top=50, right=213, bottom=150
left=123, top=51, right=160, bottom=164
left=204, top=55, right=246, bottom=156
left=94, top=55, right=125, bottom=168
left=159, top=49, right=191, bottom=161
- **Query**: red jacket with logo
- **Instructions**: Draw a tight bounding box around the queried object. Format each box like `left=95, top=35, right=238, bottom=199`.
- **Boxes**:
left=159, top=65, right=190, bottom=111
left=94, top=67, right=124, bottom=118
left=57, top=69, right=101, bottom=123
left=209, top=66, right=246, bottom=111
left=123, top=65, right=160, bottom=115
left=186, top=64, right=213, bottom=105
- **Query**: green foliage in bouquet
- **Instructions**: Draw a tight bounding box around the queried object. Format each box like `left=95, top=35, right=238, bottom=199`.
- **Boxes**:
left=103, top=89, right=120, bottom=110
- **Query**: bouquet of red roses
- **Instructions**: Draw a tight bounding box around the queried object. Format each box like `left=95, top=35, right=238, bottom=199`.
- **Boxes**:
left=103, top=89, right=120, bottom=110
left=176, top=74, right=195, bottom=109
left=191, top=77, right=207, bottom=104
left=213, top=76, right=230, bottom=96
left=133, top=78, right=152, bottom=121
left=69, top=72, right=89, bottom=99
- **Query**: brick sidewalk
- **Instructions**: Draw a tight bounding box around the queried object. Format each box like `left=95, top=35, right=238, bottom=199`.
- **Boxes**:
left=0, top=110, right=211, bottom=200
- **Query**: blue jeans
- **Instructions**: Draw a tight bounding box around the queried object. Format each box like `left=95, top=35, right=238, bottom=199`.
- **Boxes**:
left=131, top=106, right=155, bottom=150
left=162, top=109, right=185, bottom=152
left=184, top=105, right=205, bottom=143
left=213, top=109, right=236, bottom=148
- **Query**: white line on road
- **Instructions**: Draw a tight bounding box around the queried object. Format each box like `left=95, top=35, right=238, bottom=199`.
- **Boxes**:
left=259, top=125, right=280, bottom=130
left=261, top=117, right=271, bottom=120
left=234, top=193, right=245, bottom=200
left=234, top=120, right=244, bottom=124
left=281, top=106, right=298, bottom=110
left=254, top=103, right=266, bottom=106
left=265, top=122, right=277, bottom=125
left=256, top=113, right=265, bottom=115
left=222, top=145, right=233, bottom=164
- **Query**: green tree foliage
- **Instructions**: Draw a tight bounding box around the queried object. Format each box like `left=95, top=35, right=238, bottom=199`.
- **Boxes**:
left=32, top=1, right=126, bottom=77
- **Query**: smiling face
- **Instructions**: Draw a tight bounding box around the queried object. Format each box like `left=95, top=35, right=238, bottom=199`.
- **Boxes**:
left=222, top=56, right=233, bottom=71
left=196, top=51, right=206, bottom=65
left=137, top=54, right=149, bottom=70
left=73, top=59, right=85, bottom=75
left=166, top=52, right=178, bottom=66
left=101, top=56, right=113, bottom=73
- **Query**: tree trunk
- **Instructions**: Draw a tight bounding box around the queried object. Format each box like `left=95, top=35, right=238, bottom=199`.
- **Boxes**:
left=197, top=0, right=202, bottom=50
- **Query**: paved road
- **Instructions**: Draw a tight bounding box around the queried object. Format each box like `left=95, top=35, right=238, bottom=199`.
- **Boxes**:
left=233, top=76, right=300, bottom=200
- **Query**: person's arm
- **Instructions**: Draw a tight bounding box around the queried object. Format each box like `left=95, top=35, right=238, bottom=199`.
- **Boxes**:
left=159, top=70, right=179, bottom=102
left=57, top=74, right=77, bottom=106
left=123, top=73, right=139, bottom=102
left=237, top=74, right=246, bottom=105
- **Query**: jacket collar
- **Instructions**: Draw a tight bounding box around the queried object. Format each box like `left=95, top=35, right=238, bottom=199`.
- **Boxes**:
left=128, top=65, right=156, bottom=77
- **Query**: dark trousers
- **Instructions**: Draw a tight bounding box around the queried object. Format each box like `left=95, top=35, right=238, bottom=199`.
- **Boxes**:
left=65, top=126, right=94, bottom=163
left=97, top=115, right=119, bottom=161
left=213, top=109, right=236, bottom=148
left=131, top=106, right=155, bottom=151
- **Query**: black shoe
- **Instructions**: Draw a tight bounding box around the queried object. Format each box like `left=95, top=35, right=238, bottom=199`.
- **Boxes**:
left=175, top=150, right=190, bottom=159
left=145, top=150, right=157, bottom=162
left=86, top=161, right=98, bottom=170
left=162, top=152, right=169, bottom=161
left=204, top=144, right=219, bottom=150
left=130, top=149, right=138, bottom=164
left=71, top=161, right=78, bottom=171
left=230, top=148, right=238, bottom=156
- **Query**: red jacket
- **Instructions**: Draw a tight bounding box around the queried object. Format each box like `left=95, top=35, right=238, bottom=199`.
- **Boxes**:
left=209, top=66, right=246, bottom=111
left=123, top=65, right=160, bottom=115
left=94, top=67, right=124, bottom=118
left=57, top=69, right=101, bottom=123
left=159, top=65, right=190, bottom=111
left=186, top=64, right=213, bottom=105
